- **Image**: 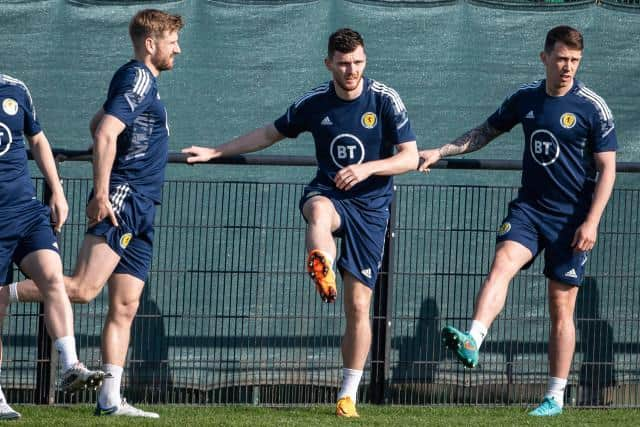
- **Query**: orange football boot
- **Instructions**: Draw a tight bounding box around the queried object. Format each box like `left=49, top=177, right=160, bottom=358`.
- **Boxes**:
left=306, top=249, right=337, bottom=303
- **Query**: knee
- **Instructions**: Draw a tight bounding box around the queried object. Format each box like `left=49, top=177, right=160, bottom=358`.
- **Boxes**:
left=490, top=251, right=519, bottom=277
left=66, top=278, right=100, bottom=304
left=304, top=199, right=333, bottom=225
left=109, top=298, right=140, bottom=323
left=37, top=271, right=66, bottom=295
left=549, top=306, right=575, bottom=331
left=345, top=297, right=370, bottom=322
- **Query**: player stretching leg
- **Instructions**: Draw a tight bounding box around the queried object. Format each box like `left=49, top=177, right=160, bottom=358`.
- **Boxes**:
left=0, top=74, right=104, bottom=420
left=182, top=28, right=418, bottom=418
left=419, top=26, right=617, bottom=416
left=0, top=10, right=183, bottom=418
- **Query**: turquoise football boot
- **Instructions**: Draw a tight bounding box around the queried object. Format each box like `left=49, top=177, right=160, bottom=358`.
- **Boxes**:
left=528, top=396, right=563, bottom=416
left=441, top=325, right=479, bottom=368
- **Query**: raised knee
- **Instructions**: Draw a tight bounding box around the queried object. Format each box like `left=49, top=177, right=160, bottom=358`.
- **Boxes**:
left=66, top=280, right=99, bottom=304
left=305, top=199, right=333, bottom=224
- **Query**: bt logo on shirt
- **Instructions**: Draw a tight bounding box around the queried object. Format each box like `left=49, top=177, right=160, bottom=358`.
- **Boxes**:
left=330, top=133, right=365, bottom=168
left=530, top=129, right=560, bottom=167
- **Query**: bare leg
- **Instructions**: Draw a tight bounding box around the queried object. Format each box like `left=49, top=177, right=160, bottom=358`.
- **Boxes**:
left=472, top=240, right=534, bottom=327
left=341, top=272, right=373, bottom=370
left=97, top=273, right=145, bottom=412
left=102, top=274, right=144, bottom=366
left=3, top=235, right=120, bottom=305
left=548, top=280, right=579, bottom=379
left=19, top=249, right=72, bottom=339
left=302, top=196, right=341, bottom=259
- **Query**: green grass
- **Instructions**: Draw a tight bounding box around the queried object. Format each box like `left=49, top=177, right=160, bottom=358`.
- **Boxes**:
left=7, top=405, right=640, bottom=426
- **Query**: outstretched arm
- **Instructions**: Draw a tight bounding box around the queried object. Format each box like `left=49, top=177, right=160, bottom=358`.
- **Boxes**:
left=182, top=123, right=285, bottom=163
left=334, top=140, right=418, bottom=191
left=571, top=151, right=616, bottom=252
left=417, top=120, right=504, bottom=172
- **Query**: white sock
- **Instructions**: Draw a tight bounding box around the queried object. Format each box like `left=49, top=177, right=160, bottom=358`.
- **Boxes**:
left=337, top=368, right=362, bottom=402
left=8, top=282, right=19, bottom=303
left=545, top=376, right=567, bottom=407
left=98, top=364, right=123, bottom=409
left=54, top=336, right=79, bottom=371
left=0, top=383, right=5, bottom=403
left=468, top=320, right=488, bottom=349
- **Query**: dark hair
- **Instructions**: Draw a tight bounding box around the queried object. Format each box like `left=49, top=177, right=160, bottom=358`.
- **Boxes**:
left=327, top=28, right=365, bottom=58
left=544, top=25, right=583, bottom=53
left=129, top=9, right=184, bottom=47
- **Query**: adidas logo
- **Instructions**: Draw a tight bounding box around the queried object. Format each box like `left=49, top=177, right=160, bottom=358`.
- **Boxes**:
left=321, top=116, right=333, bottom=126
left=361, top=268, right=372, bottom=279
left=564, top=268, right=578, bottom=279
left=52, top=242, right=59, bottom=249
left=525, top=110, right=535, bottom=119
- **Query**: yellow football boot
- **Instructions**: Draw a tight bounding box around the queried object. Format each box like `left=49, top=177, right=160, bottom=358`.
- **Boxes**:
left=336, top=396, right=359, bottom=418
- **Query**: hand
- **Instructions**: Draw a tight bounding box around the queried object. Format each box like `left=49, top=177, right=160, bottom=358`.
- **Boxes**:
left=86, top=195, right=118, bottom=228
left=49, top=191, right=69, bottom=233
left=334, top=164, right=372, bottom=191
left=181, top=146, right=217, bottom=164
left=571, top=220, right=598, bottom=252
left=417, top=149, right=441, bottom=173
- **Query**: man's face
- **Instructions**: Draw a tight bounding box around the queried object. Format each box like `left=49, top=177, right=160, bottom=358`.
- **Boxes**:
left=151, top=30, right=181, bottom=72
left=541, top=41, right=582, bottom=91
left=325, top=45, right=366, bottom=93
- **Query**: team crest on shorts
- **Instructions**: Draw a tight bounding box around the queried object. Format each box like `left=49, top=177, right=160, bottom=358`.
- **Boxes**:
left=560, top=112, right=576, bottom=129
left=497, top=222, right=511, bottom=236
left=119, top=233, right=133, bottom=249
left=361, top=112, right=377, bottom=129
left=2, top=98, right=18, bottom=116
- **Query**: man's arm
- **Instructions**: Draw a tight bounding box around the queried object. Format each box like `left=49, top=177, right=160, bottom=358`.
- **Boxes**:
left=27, top=131, right=68, bottom=232
left=571, top=151, right=616, bottom=252
left=417, top=120, right=504, bottom=172
left=89, top=108, right=105, bottom=139
left=334, top=140, right=418, bottom=191
left=87, top=114, right=125, bottom=227
left=181, top=123, right=285, bottom=163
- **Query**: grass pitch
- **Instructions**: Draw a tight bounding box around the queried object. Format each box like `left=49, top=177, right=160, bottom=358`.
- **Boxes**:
left=9, top=404, right=640, bottom=426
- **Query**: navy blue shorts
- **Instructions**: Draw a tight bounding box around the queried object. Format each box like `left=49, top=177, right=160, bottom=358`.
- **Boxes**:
left=0, top=199, right=59, bottom=283
left=300, top=184, right=389, bottom=288
left=496, top=199, right=589, bottom=286
left=87, top=184, right=156, bottom=282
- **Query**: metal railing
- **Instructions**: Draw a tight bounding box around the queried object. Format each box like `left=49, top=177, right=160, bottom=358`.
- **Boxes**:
left=3, top=151, right=639, bottom=407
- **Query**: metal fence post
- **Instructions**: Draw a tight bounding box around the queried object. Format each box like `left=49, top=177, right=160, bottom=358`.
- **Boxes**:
left=35, top=176, right=59, bottom=404
left=369, top=186, right=397, bottom=404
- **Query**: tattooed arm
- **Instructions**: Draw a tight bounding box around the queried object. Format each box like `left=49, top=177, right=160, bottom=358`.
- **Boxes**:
left=417, top=121, right=504, bottom=172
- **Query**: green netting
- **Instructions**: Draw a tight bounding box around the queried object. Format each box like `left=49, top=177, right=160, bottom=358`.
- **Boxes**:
left=470, top=0, right=594, bottom=10
left=345, top=0, right=458, bottom=8
left=67, top=0, right=183, bottom=6
left=601, top=0, right=640, bottom=12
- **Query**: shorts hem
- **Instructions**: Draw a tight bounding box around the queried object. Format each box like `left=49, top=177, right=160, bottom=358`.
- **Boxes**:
left=338, top=260, right=376, bottom=289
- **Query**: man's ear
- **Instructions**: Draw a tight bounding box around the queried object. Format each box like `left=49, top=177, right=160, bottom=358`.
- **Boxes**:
left=144, top=36, right=155, bottom=55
